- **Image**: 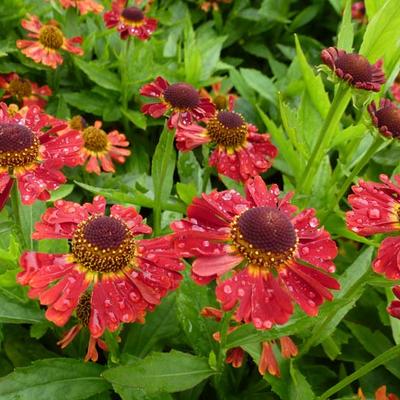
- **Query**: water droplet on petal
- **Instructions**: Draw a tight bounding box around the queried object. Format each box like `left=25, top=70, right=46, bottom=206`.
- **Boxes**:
left=223, top=285, right=232, bottom=294
left=301, top=246, right=310, bottom=255
left=368, top=208, right=381, bottom=219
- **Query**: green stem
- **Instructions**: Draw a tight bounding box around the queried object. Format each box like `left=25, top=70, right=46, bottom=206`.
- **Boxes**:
left=300, top=84, right=351, bottom=195
left=318, top=344, right=400, bottom=400
left=10, top=182, right=27, bottom=250
left=201, top=166, right=212, bottom=193
left=335, top=134, right=383, bottom=204
left=119, top=38, right=132, bottom=132
left=153, top=129, right=175, bottom=236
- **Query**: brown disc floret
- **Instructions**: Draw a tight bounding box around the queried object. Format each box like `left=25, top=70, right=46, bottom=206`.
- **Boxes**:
left=39, top=25, right=64, bottom=49
left=0, top=123, right=40, bottom=168
left=82, top=126, right=109, bottom=153
left=231, top=207, right=297, bottom=269
left=122, top=6, right=144, bottom=22
left=207, top=111, right=247, bottom=148
left=72, top=215, right=137, bottom=274
left=164, top=83, right=200, bottom=109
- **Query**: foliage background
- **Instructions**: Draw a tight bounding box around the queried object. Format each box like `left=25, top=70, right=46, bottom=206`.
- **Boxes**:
left=0, top=0, right=400, bottom=399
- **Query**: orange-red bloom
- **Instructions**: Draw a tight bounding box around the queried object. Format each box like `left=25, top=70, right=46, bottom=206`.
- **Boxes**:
left=176, top=105, right=277, bottom=182
left=200, top=0, right=232, bottom=12
left=18, top=196, right=184, bottom=361
left=0, top=102, right=82, bottom=209
left=104, top=0, right=157, bottom=40
left=200, top=82, right=237, bottom=111
left=140, top=77, right=216, bottom=129
left=358, top=385, right=399, bottom=400
left=0, top=73, right=52, bottom=109
left=75, top=121, right=131, bottom=174
left=59, top=0, right=104, bottom=15
left=172, top=176, right=339, bottom=330
left=368, top=99, right=400, bottom=139
left=17, top=15, right=83, bottom=69
left=321, top=47, right=385, bottom=92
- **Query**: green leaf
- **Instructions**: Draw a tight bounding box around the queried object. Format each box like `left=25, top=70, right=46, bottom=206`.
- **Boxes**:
left=0, top=358, right=110, bottom=400
left=74, top=58, right=120, bottom=91
left=176, top=271, right=218, bottom=356
left=360, top=0, right=400, bottom=67
left=337, top=0, right=354, bottom=51
left=48, top=184, right=74, bottom=202
left=103, top=351, right=215, bottom=394
left=0, top=235, right=19, bottom=272
left=176, top=183, right=197, bottom=205
left=121, top=108, right=147, bottom=130
left=294, top=35, right=330, bottom=119
left=0, top=288, right=44, bottom=324
left=240, top=68, right=276, bottom=104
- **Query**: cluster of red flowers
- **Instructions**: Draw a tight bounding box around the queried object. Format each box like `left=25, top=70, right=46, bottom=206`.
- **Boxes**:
left=5, top=0, right=400, bottom=383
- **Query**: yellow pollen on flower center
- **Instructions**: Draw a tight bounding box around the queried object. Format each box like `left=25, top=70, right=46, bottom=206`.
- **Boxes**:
left=83, top=126, right=109, bottom=152
left=0, top=123, right=40, bottom=169
left=230, top=207, right=297, bottom=270
left=8, top=78, right=32, bottom=99
left=39, top=25, right=64, bottom=50
left=207, top=111, right=247, bottom=148
left=71, top=215, right=137, bottom=274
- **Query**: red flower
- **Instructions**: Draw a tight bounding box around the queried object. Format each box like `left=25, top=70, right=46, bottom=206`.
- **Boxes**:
left=17, top=196, right=184, bottom=360
left=0, top=73, right=52, bottom=109
left=77, top=120, right=131, bottom=175
left=0, top=102, right=82, bottom=209
left=176, top=107, right=277, bottom=182
left=351, top=2, right=366, bottom=23
left=59, top=0, right=104, bottom=15
left=321, top=47, right=385, bottom=92
left=17, top=15, right=83, bottom=69
left=368, top=99, right=400, bottom=139
left=200, top=81, right=237, bottom=111
left=140, top=77, right=215, bottom=129
left=172, top=176, right=339, bottom=329
left=200, top=0, right=232, bottom=12
left=346, top=174, right=400, bottom=280
left=104, top=1, right=157, bottom=40
left=358, top=385, right=399, bottom=400
left=388, top=286, right=400, bottom=320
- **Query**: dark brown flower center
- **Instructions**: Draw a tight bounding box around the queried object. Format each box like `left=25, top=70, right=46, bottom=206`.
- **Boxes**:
left=0, top=123, right=40, bottom=168
left=83, top=126, right=108, bottom=152
left=76, top=291, right=91, bottom=326
left=8, top=78, right=32, bottom=99
left=230, top=207, right=296, bottom=270
left=207, top=111, right=247, bottom=148
left=164, top=83, right=200, bottom=109
left=69, top=115, right=87, bottom=131
left=375, top=106, right=400, bottom=137
left=122, top=6, right=144, bottom=22
left=39, top=25, right=64, bottom=50
left=72, top=215, right=137, bottom=273
left=335, top=53, right=372, bottom=83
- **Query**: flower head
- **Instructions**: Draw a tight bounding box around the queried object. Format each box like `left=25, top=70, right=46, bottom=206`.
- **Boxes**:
left=388, top=286, right=400, bottom=320
left=200, top=82, right=237, bottom=111
left=18, top=196, right=184, bottom=359
left=0, top=73, right=52, bottom=109
left=75, top=121, right=131, bottom=174
left=321, top=47, right=385, bottom=92
left=172, top=176, right=339, bottom=329
left=140, top=77, right=215, bottom=129
left=176, top=107, right=277, bottom=182
left=17, top=15, right=83, bottom=69
left=0, top=102, right=82, bottom=208
left=358, top=385, right=399, bottom=400
left=104, top=0, right=157, bottom=40
left=368, top=99, right=400, bottom=139
left=200, top=0, right=232, bottom=12
left=59, top=0, right=104, bottom=15
left=351, top=2, right=366, bottom=23
left=346, top=174, right=400, bottom=279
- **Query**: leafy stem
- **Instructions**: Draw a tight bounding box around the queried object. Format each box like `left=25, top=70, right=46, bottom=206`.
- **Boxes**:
left=318, top=343, right=400, bottom=399
left=300, top=84, right=351, bottom=195
left=10, top=182, right=28, bottom=250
